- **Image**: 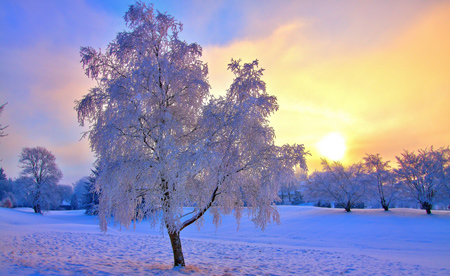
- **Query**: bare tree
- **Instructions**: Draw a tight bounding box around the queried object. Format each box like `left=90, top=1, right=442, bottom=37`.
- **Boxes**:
left=18, top=146, right=63, bottom=214
left=307, top=159, right=367, bottom=212
left=75, top=2, right=307, bottom=267
left=363, top=154, right=400, bottom=211
left=0, top=102, right=8, bottom=138
left=395, top=146, right=449, bottom=214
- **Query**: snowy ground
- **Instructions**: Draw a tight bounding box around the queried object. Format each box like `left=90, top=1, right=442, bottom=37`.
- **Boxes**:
left=1, top=206, right=449, bottom=275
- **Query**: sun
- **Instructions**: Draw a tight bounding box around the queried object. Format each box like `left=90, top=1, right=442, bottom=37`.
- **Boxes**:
left=317, top=132, right=346, bottom=161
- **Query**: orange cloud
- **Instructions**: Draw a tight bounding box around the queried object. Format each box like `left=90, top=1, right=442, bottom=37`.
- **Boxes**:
left=202, top=2, right=450, bottom=171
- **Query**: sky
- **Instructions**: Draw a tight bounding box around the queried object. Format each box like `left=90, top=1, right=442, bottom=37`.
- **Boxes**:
left=1, top=0, right=449, bottom=185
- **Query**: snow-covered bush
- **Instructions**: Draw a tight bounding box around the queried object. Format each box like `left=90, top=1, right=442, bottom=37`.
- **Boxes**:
left=1, top=196, right=13, bottom=208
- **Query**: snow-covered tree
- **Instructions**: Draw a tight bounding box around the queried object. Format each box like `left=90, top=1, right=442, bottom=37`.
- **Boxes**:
left=0, top=167, right=8, bottom=198
left=0, top=167, right=6, bottom=180
left=18, top=146, right=63, bottom=214
left=395, top=146, right=449, bottom=214
left=306, top=159, right=367, bottom=212
left=83, top=166, right=100, bottom=215
left=0, top=178, right=11, bottom=199
left=75, top=2, right=307, bottom=267
left=0, top=169, right=15, bottom=208
left=363, top=154, right=400, bottom=211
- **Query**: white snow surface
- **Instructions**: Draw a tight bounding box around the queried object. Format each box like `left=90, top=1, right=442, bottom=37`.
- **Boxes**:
left=1, top=206, right=449, bottom=275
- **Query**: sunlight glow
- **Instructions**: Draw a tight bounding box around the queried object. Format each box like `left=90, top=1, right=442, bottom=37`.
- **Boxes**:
left=317, top=132, right=346, bottom=161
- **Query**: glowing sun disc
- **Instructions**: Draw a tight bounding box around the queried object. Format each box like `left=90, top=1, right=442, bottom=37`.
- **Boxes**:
left=317, top=133, right=346, bottom=161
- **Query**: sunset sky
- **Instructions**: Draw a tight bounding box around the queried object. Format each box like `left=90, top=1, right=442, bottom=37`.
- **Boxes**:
left=1, top=0, right=449, bottom=185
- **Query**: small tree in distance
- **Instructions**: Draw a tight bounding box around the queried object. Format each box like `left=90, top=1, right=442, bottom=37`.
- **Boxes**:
left=0, top=167, right=6, bottom=181
left=18, top=146, right=63, bottom=214
left=75, top=2, right=307, bottom=267
left=363, top=153, right=400, bottom=211
left=395, top=147, right=449, bottom=214
left=306, top=159, right=367, bottom=212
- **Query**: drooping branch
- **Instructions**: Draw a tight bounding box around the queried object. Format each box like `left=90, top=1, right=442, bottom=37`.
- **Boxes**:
left=180, top=184, right=220, bottom=231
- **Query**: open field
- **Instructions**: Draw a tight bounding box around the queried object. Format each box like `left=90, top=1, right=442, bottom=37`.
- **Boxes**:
left=1, top=206, right=449, bottom=275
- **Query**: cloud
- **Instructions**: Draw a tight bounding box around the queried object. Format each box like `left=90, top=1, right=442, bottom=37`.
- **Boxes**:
left=202, top=1, right=450, bottom=171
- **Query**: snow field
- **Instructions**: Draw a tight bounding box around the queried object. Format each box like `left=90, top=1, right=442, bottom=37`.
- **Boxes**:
left=1, top=206, right=449, bottom=275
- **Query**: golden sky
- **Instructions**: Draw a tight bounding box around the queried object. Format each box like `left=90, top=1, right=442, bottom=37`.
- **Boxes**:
left=1, top=1, right=449, bottom=182
left=202, top=2, right=450, bottom=171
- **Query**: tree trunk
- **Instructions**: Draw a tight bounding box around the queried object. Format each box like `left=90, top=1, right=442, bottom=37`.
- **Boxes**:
left=421, top=202, right=432, bottom=214
left=168, top=230, right=185, bottom=267
left=344, top=201, right=351, bottom=212
left=34, top=189, right=42, bottom=214
left=381, top=198, right=389, bottom=211
left=33, top=204, right=42, bottom=214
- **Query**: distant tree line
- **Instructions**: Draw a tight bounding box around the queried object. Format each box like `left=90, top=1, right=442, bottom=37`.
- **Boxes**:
left=282, top=146, right=450, bottom=214
left=3, top=144, right=449, bottom=216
